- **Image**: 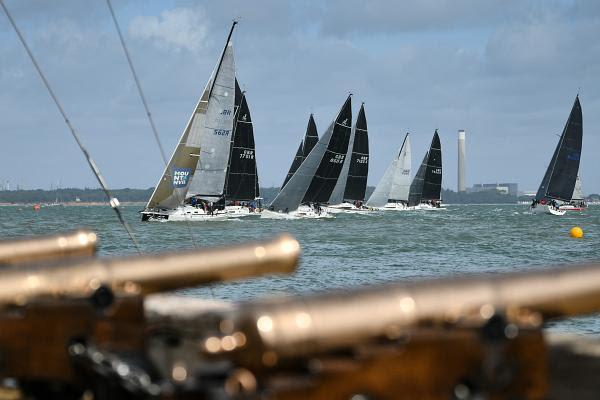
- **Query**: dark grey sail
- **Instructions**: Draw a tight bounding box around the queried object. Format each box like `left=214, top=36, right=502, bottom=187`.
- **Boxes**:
left=343, top=103, right=369, bottom=201
left=270, top=95, right=352, bottom=212
left=407, top=130, right=442, bottom=206
left=535, top=96, right=583, bottom=202
left=302, top=96, right=353, bottom=203
left=281, top=115, right=318, bottom=189
left=421, top=130, right=442, bottom=201
left=224, top=81, right=259, bottom=201
left=407, top=152, right=428, bottom=207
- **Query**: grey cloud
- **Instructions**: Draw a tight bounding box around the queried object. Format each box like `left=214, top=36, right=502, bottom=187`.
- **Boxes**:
left=1, top=0, right=599, bottom=194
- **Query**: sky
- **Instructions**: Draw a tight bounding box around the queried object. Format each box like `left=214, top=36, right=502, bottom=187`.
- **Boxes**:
left=1, top=0, right=599, bottom=194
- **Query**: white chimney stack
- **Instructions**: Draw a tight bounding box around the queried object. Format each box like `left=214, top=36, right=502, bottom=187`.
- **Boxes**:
left=458, top=130, right=466, bottom=192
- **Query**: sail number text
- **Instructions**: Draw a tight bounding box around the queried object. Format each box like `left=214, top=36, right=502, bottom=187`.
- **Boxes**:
left=240, top=150, right=254, bottom=159
left=431, top=168, right=442, bottom=175
left=330, top=154, right=345, bottom=164
left=356, top=155, right=368, bottom=164
left=214, top=129, right=231, bottom=136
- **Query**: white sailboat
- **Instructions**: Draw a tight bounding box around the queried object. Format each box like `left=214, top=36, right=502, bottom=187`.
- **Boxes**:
left=142, top=22, right=240, bottom=222
left=366, top=133, right=411, bottom=210
left=531, top=96, right=583, bottom=216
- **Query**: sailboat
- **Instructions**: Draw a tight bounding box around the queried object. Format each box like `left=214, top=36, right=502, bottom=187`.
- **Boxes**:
left=407, top=130, right=444, bottom=210
left=366, top=133, right=411, bottom=210
left=221, top=79, right=262, bottom=215
left=141, top=22, right=239, bottom=221
left=531, top=96, right=583, bottom=216
left=263, top=95, right=353, bottom=219
left=326, top=103, right=370, bottom=213
left=281, top=115, right=319, bottom=189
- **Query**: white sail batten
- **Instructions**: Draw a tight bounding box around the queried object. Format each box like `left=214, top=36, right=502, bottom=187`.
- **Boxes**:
left=187, top=42, right=236, bottom=201
left=388, top=134, right=411, bottom=201
left=270, top=120, right=336, bottom=212
left=328, top=124, right=356, bottom=205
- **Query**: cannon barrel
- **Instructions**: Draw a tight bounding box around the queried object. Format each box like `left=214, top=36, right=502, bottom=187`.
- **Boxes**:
left=215, top=263, right=600, bottom=359
left=0, top=230, right=97, bottom=266
left=0, top=234, right=299, bottom=307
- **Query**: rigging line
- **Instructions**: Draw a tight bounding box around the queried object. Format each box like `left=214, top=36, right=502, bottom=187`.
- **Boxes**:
left=105, top=0, right=202, bottom=253
left=1, top=0, right=141, bottom=254
left=105, top=0, right=167, bottom=165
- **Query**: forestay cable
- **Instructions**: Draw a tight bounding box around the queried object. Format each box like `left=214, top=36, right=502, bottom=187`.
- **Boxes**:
left=105, top=0, right=201, bottom=250
left=1, top=0, right=141, bottom=253
left=105, top=0, right=167, bottom=165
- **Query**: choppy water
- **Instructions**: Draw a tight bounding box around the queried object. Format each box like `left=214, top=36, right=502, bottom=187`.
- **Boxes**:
left=1, top=204, right=599, bottom=335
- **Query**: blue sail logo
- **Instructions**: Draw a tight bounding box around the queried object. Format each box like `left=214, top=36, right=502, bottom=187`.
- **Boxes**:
left=567, top=152, right=580, bottom=161
left=173, top=168, right=192, bottom=188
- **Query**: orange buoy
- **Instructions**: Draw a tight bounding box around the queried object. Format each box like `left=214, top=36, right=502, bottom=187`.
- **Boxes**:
left=570, top=226, right=583, bottom=238
left=33, top=204, right=41, bottom=211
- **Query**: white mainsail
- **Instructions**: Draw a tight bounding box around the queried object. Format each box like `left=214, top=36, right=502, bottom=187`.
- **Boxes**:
left=388, top=134, right=412, bottom=201
left=366, top=133, right=411, bottom=207
left=187, top=42, right=236, bottom=201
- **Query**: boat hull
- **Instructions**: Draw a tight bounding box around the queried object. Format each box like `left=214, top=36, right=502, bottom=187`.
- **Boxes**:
left=530, top=204, right=566, bottom=216
left=261, top=205, right=333, bottom=220
left=141, top=205, right=258, bottom=222
left=325, top=202, right=371, bottom=214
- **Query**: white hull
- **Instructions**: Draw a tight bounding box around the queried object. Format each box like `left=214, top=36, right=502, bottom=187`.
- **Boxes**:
left=416, top=202, right=447, bottom=211
left=376, top=202, right=409, bottom=211
left=261, top=205, right=333, bottom=220
left=325, top=202, right=371, bottom=214
left=530, top=204, right=566, bottom=216
left=142, top=204, right=258, bottom=222
left=559, top=203, right=587, bottom=212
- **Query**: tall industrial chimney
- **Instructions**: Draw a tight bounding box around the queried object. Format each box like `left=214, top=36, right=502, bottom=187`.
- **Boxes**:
left=458, top=130, right=466, bottom=192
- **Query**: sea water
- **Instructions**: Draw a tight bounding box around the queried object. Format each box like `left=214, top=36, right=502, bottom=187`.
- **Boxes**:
left=1, top=204, right=599, bottom=335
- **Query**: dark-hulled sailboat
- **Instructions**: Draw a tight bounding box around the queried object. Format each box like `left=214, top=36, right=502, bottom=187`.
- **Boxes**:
left=264, top=95, right=353, bottom=219
left=327, top=103, right=370, bottom=212
left=531, top=96, right=583, bottom=215
left=407, top=130, right=443, bottom=209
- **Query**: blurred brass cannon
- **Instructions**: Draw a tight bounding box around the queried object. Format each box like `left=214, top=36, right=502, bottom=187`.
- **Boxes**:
left=1, top=230, right=600, bottom=400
